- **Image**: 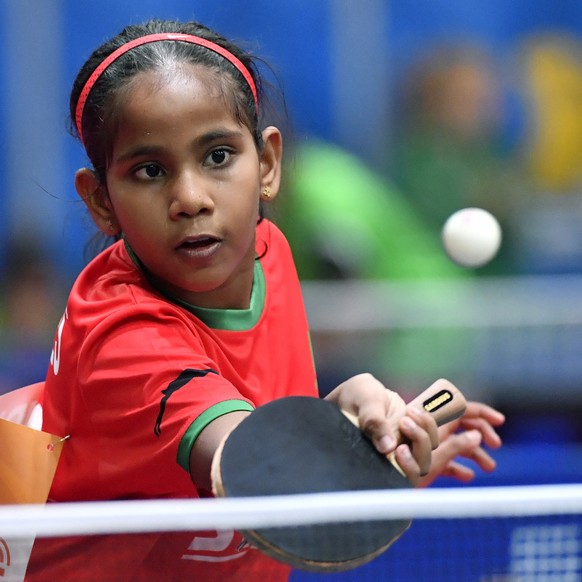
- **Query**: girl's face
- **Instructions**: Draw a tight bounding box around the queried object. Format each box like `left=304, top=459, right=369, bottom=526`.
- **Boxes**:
left=80, top=64, right=281, bottom=309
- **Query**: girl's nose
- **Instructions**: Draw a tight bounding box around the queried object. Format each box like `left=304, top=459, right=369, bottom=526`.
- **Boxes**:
left=169, top=173, right=214, bottom=218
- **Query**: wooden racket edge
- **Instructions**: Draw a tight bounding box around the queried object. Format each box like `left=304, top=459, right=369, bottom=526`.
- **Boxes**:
left=240, top=519, right=412, bottom=573
left=210, top=432, right=229, bottom=498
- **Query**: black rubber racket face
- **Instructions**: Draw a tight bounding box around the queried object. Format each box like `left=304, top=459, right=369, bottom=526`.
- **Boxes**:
left=214, top=396, right=411, bottom=572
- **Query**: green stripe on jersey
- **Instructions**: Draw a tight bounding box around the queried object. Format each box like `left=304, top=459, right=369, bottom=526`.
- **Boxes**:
left=177, top=399, right=255, bottom=472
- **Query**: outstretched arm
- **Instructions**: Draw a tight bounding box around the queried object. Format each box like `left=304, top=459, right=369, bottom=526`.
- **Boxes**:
left=189, top=410, right=251, bottom=492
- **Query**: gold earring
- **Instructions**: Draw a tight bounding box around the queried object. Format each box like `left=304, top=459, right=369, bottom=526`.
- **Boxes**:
left=261, top=185, right=272, bottom=200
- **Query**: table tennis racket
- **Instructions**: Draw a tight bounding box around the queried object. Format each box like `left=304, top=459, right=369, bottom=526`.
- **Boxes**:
left=211, top=378, right=466, bottom=572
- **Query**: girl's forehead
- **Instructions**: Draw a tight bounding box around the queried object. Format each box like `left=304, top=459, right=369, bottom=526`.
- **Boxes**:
left=123, top=63, right=225, bottom=102
left=115, top=65, right=237, bottom=125
left=110, top=65, right=251, bottom=152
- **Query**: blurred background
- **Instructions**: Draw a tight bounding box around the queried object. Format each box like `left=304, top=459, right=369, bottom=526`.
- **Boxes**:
left=2, top=0, right=582, bottom=485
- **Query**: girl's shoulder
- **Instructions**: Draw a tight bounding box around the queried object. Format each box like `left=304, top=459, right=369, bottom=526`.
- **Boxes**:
left=73, top=240, right=150, bottom=302
left=68, top=241, right=190, bottom=325
left=256, top=218, right=293, bottom=260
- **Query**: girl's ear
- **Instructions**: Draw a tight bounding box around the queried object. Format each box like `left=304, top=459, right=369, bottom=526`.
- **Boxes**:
left=259, top=126, right=283, bottom=202
left=75, top=168, right=120, bottom=236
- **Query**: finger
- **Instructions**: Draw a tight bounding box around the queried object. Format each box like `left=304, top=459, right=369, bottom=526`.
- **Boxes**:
left=458, top=417, right=503, bottom=449
left=431, top=429, right=482, bottom=471
left=463, top=401, right=506, bottom=426
left=398, top=415, right=435, bottom=476
left=440, top=461, right=476, bottom=482
left=466, top=446, right=497, bottom=472
left=417, top=459, right=476, bottom=488
left=361, top=415, right=397, bottom=455
left=394, top=444, right=421, bottom=485
left=438, top=436, right=497, bottom=473
left=417, top=432, right=482, bottom=488
left=435, top=420, right=460, bottom=442
left=408, top=406, right=440, bottom=450
left=478, top=404, right=506, bottom=426
left=358, top=391, right=406, bottom=454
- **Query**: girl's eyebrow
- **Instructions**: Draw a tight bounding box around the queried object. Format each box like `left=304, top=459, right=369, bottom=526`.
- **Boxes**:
left=114, top=129, right=245, bottom=164
left=197, top=129, right=244, bottom=145
left=115, top=145, right=163, bottom=164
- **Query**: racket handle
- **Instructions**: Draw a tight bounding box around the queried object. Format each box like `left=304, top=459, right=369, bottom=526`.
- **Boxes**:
left=342, top=378, right=467, bottom=433
left=408, top=378, right=467, bottom=427
left=340, top=379, right=466, bottom=478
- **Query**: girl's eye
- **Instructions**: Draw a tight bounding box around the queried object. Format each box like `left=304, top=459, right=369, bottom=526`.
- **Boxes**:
left=206, top=148, right=232, bottom=167
left=135, top=164, right=164, bottom=180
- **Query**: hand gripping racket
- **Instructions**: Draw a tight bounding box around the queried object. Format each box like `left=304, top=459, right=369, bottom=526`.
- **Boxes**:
left=211, top=378, right=466, bottom=572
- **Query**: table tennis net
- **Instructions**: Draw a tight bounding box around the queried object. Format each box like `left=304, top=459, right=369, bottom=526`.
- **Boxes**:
left=0, top=484, right=580, bottom=581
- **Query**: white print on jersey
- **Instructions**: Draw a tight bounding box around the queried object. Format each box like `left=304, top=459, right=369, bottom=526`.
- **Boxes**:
left=181, top=530, right=248, bottom=563
left=50, top=309, right=68, bottom=376
left=0, top=537, right=10, bottom=577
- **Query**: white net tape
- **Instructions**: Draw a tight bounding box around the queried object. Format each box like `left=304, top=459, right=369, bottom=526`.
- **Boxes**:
left=1, top=484, right=580, bottom=539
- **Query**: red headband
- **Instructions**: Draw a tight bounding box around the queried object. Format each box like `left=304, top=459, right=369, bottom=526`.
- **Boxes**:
left=75, top=32, right=259, bottom=144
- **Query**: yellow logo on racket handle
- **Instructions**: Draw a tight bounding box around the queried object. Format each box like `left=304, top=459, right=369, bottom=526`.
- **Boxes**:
left=423, top=390, right=452, bottom=413
left=418, top=380, right=467, bottom=426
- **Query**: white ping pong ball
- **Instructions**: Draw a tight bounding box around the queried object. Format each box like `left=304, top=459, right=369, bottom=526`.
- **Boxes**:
left=441, top=208, right=502, bottom=268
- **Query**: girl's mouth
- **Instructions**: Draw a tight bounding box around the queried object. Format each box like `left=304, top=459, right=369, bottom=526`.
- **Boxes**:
left=176, top=235, right=222, bottom=259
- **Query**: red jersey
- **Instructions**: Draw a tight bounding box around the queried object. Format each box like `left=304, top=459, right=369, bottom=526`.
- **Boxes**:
left=27, top=219, right=317, bottom=581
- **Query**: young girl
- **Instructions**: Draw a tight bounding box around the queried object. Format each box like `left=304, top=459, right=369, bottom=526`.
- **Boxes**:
left=28, top=18, right=504, bottom=581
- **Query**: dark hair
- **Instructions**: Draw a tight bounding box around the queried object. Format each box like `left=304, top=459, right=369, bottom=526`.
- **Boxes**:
left=70, top=19, right=268, bottom=180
